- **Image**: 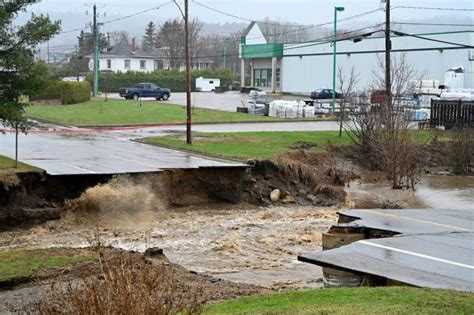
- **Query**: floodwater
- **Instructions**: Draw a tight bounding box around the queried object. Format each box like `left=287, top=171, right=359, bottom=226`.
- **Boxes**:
left=0, top=199, right=336, bottom=289
left=347, top=175, right=474, bottom=210
left=0, top=174, right=472, bottom=289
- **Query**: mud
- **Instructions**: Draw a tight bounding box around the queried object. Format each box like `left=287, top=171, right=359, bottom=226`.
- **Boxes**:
left=0, top=167, right=246, bottom=230
left=0, top=202, right=337, bottom=290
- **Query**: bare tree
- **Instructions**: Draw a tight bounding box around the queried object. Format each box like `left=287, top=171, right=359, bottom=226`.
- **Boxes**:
left=347, top=53, right=423, bottom=189
left=337, top=66, right=360, bottom=137
left=155, top=18, right=203, bottom=69
left=108, top=31, right=130, bottom=45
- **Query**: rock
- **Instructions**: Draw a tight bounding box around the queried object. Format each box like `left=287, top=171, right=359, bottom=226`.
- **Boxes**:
left=144, top=247, right=164, bottom=257
left=246, top=177, right=257, bottom=184
left=282, top=195, right=296, bottom=204
left=270, top=189, right=281, bottom=202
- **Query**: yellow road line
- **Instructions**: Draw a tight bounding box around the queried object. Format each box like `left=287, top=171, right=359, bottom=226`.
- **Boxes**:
left=359, top=209, right=472, bottom=232
left=111, top=155, right=158, bottom=169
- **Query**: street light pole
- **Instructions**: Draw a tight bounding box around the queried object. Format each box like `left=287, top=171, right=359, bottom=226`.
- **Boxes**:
left=332, top=6, right=344, bottom=114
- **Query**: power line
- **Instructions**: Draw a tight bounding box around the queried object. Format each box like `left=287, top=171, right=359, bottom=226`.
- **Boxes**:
left=393, top=6, right=474, bottom=12
left=392, top=22, right=474, bottom=27
left=391, top=30, right=474, bottom=49
left=57, top=0, right=174, bottom=35
left=101, top=1, right=174, bottom=25
left=192, top=0, right=382, bottom=28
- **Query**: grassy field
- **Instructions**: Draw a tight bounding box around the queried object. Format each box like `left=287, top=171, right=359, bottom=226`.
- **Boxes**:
left=25, top=98, right=291, bottom=126
left=143, top=131, right=433, bottom=160
left=204, top=287, right=474, bottom=315
left=0, top=155, right=41, bottom=174
left=0, top=248, right=97, bottom=283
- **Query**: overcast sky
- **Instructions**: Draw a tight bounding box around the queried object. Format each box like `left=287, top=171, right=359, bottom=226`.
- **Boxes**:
left=24, top=0, right=473, bottom=22
left=18, top=0, right=473, bottom=50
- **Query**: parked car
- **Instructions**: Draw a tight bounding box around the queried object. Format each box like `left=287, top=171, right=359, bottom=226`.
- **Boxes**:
left=119, top=83, right=171, bottom=101
left=310, top=89, right=342, bottom=100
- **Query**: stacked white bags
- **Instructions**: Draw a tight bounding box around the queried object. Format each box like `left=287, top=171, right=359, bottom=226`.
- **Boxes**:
left=269, top=100, right=312, bottom=119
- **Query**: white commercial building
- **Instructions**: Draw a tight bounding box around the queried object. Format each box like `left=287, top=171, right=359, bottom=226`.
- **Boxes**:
left=239, top=22, right=474, bottom=94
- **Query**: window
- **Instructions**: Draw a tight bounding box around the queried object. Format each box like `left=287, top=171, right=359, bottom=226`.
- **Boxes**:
left=124, top=59, right=131, bottom=70
left=106, top=59, right=111, bottom=69
left=253, top=68, right=272, bottom=87
left=140, top=60, right=146, bottom=70
left=154, top=60, right=163, bottom=70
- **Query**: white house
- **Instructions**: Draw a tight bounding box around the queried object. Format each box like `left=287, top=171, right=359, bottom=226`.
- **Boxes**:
left=89, top=38, right=214, bottom=73
left=88, top=39, right=169, bottom=73
left=239, top=22, right=474, bottom=93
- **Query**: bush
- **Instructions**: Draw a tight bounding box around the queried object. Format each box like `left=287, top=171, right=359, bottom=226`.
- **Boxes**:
left=29, top=251, right=203, bottom=315
left=31, top=81, right=91, bottom=104
left=87, top=68, right=238, bottom=93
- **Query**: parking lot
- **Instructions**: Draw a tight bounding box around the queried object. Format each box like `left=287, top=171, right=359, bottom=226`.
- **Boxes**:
left=106, top=91, right=310, bottom=112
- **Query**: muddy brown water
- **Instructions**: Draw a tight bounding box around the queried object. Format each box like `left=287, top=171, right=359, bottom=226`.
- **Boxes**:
left=0, top=203, right=336, bottom=289
left=0, top=174, right=472, bottom=290
left=347, top=175, right=474, bottom=210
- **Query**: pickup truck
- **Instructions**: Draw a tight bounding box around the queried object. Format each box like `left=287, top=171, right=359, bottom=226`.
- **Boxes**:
left=119, top=83, right=171, bottom=101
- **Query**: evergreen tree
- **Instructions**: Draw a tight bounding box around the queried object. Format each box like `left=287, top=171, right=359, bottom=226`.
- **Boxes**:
left=142, top=21, right=156, bottom=52
left=0, top=2, right=60, bottom=130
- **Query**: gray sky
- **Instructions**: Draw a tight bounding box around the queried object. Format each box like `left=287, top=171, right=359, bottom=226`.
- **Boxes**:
left=24, top=0, right=474, bottom=22
left=18, top=0, right=473, bottom=50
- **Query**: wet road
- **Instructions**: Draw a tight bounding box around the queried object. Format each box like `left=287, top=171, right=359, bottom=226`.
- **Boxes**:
left=299, top=208, right=474, bottom=291
left=0, top=132, right=245, bottom=175
left=0, top=119, right=339, bottom=175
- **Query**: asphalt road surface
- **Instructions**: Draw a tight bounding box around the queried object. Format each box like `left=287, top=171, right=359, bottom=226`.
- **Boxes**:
left=299, top=209, right=474, bottom=292
left=0, top=131, right=245, bottom=175
left=0, top=120, right=340, bottom=175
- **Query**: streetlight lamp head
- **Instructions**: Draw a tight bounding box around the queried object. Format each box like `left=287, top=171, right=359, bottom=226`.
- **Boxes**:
left=336, top=6, right=345, bottom=12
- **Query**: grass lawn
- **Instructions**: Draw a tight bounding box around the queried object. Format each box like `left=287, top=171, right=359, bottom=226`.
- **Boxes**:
left=204, top=287, right=474, bottom=315
left=142, top=130, right=434, bottom=160
left=0, top=155, right=42, bottom=174
left=0, top=248, right=97, bottom=283
left=25, top=98, right=291, bottom=126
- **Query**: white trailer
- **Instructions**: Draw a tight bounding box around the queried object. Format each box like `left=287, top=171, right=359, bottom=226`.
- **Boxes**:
left=195, top=77, right=220, bottom=92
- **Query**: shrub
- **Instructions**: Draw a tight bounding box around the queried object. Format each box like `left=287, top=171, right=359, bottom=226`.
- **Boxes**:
left=30, top=251, right=203, bottom=315
left=87, top=68, right=238, bottom=93
left=450, top=129, right=474, bottom=174
left=31, top=81, right=91, bottom=104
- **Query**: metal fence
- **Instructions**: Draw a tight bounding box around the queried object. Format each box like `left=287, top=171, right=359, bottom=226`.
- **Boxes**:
left=430, top=100, right=474, bottom=129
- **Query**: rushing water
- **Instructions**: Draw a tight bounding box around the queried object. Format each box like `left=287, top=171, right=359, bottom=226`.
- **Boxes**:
left=0, top=174, right=472, bottom=289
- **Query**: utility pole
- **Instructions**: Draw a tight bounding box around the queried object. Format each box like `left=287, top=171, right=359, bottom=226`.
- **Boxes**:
left=332, top=6, right=344, bottom=114
left=75, top=45, right=80, bottom=82
left=185, top=0, right=192, bottom=144
left=92, top=4, right=98, bottom=96
left=385, top=0, right=391, bottom=106
left=223, top=37, right=228, bottom=68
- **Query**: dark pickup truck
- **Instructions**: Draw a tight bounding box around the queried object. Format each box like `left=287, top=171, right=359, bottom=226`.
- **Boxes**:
left=119, top=83, right=171, bottom=101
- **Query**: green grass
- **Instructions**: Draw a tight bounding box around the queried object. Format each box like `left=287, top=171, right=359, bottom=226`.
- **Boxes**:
left=204, top=287, right=474, bottom=315
left=25, top=98, right=291, bottom=126
left=0, top=155, right=42, bottom=174
left=142, top=131, right=433, bottom=160
left=0, top=248, right=97, bottom=282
